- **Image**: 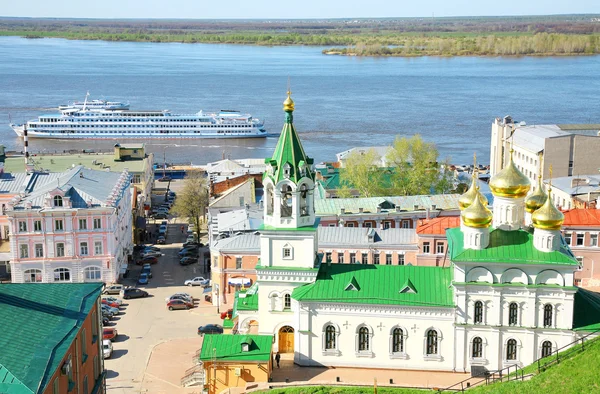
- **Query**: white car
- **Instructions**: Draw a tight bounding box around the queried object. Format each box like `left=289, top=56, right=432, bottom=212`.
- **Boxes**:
left=102, top=339, right=113, bottom=359
left=165, top=293, right=193, bottom=303
left=184, top=277, right=209, bottom=287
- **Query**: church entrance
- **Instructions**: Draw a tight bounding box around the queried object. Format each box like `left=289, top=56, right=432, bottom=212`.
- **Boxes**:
left=278, top=326, right=294, bottom=353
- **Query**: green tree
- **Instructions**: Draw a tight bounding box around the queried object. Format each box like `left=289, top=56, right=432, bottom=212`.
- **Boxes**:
left=386, top=134, right=445, bottom=196
left=339, top=149, right=386, bottom=197
left=171, top=170, right=209, bottom=241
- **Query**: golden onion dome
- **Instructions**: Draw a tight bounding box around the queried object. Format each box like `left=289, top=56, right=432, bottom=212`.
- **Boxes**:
left=489, top=150, right=531, bottom=198
left=532, top=188, right=564, bottom=230
left=525, top=175, right=548, bottom=214
left=459, top=171, right=489, bottom=210
left=461, top=190, right=493, bottom=228
left=283, top=90, right=295, bottom=112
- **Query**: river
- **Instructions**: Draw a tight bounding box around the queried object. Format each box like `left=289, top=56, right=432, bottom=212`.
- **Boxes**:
left=0, top=36, right=599, bottom=165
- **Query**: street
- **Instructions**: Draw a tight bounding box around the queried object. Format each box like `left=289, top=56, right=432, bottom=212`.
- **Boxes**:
left=105, top=219, right=220, bottom=393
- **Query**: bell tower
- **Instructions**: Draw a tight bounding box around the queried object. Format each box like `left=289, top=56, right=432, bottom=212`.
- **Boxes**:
left=263, top=90, right=316, bottom=229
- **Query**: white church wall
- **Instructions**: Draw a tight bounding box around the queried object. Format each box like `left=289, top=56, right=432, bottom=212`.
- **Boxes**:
left=260, top=231, right=318, bottom=270
left=295, top=302, right=456, bottom=371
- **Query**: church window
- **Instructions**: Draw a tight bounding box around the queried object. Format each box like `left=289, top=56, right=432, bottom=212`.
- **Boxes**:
left=283, top=245, right=293, bottom=259
left=53, top=195, right=63, bottom=207
left=269, top=293, right=279, bottom=311
left=474, top=301, right=484, bottom=324
left=423, top=242, right=430, bottom=254
left=543, top=304, right=553, bottom=328
left=509, top=303, right=518, bottom=326
left=324, top=325, right=336, bottom=350
left=284, top=294, right=291, bottom=310
left=392, top=328, right=404, bottom=353
left=358, top=327, right=370, bottom=352
left=266, top=185, right=274, bottom=215
left=280, top=185, right=293, bottom=218
left=300, top=184, right=309, bottom=217
left=541, top=341, right=553, bottom=358
left=472, top=337, right=483, bottom=358
left=283, top=163, right=291, bottom=179
left=506, top=339, right=517, bottom=360
left=426, top=330, right=438, bottom=355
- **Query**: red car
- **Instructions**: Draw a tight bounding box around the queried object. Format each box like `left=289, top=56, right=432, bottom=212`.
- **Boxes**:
left=102, top=299, right=120, bottom=308
left=137, top=256, right=158, bottom=265
left=103, top=327, right=118, bottom=341
left=220, top=308, right=233, bottom=319
left=167, top=299, right=194, bottom=311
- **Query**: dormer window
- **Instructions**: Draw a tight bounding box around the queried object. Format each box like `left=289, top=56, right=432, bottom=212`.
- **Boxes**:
left=241, top=343, right=249, bottom=352
left=53, top=195, right=63, bottom=207
left=283, top=163, right=291, bottom=179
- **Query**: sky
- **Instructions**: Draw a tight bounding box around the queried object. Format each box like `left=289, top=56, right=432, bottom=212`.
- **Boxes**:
left=1, top=0, right=599, bottom=19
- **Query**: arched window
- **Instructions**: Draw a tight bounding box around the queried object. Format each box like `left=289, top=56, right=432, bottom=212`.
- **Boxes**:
left=472, top=337, right=483, bottom=358
left=300, top=184, right=309, bottom=217
left=266, top=184, right=274, bottom=215
left=269, top=293, right=279, bottom=311
left=325, top=325, right=336, bottom=350
left=284, top=293, right=291, bottom=310
left=541, top=341, right=553, bottom=358
left=474, top=301, right=484, bottom=324
left=506, top=339, right=517, bottom=360
left=84, top=266, right=102, bottom=281
left=280, top=184, right=293, bottom=218
left=392, top=328, right=404, bottom=353
left=53, top=268, right=71, bottom=282
left=53, top=195, right=63, bottom=207
left=426, top=330, right=438, bottom=355
left=543, top=304, right=553, bottom=328
left=24, top=269, right=42, bottom=283
left=509, top=302, right=519, bottom=326
left=358, top=327, right=370, bottom=352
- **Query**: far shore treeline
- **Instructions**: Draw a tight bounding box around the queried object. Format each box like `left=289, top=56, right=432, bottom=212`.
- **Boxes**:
left=1, top=15, right=600, bottom=57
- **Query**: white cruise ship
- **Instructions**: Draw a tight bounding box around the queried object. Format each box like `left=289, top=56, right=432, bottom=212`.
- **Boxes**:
left=10, top=108, right=267, bottom=139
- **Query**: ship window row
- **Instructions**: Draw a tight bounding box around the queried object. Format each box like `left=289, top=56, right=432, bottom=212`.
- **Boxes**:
left=33, top=124, right=251, bottom=129
left=37, top=121, right=251, bottom=127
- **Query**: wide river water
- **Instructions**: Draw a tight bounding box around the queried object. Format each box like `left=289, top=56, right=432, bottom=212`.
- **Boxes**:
left=0, top=36, right=599, bottom=165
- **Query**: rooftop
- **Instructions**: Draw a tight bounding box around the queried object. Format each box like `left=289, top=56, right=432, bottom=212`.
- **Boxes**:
left=3, top=152, right=148, bottom=174
left=292, top=264, right=454, bottom=308
left=234, top=283, right=259, bottom=312
left=417, top=216, right=461, bottom=235
left=314, top=194, right=461, bottom=215
left=563, top=209, right=600, bottom=227
left=0, top=283, right=103, bottom=394
left=447, top=227, right=579, bottom=266
left=318, top=226, right=418, bottom=248
left=513, top=124, right=600, bottom=154
left=545, top=175, right=600, bottom=196
left=336, top=146, right=391, bottom=161
left=199, top=334, right=273, bottom=362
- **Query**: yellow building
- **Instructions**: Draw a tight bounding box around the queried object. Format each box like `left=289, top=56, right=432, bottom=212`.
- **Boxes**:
left=200, top=334, right=273, bottom=394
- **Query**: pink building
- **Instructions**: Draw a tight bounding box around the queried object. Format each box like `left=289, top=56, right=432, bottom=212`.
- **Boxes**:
left=415, top=216, right=461, bottom=266
left=562, top=209, right=600, bottom=288
left=5, top=166, right=132, bottom=283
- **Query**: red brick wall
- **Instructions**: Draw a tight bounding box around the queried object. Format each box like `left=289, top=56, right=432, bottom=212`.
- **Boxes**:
left=210, top=174, right=263, bottom=196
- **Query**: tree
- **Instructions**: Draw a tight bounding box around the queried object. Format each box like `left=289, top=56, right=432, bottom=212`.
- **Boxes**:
left=338, top=149, right=386, bottom=197
left=171, top=170, right=209, bottom=242
left=386, top=134, right=447, bottom=196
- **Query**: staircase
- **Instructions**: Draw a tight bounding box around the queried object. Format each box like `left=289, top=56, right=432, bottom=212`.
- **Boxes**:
left=181, top=364, right=204, bottom=388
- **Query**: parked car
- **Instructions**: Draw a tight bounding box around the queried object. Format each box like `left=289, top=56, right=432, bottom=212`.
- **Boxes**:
left=179, top=257, right=197, bottom=266
left=102, top=339, right=113, bottom=359
left=179, top=250, right=199, bottom=258
left=103, top=327, right=118, bottom=341
left=184, top=277, right=209, bottom=287
left=165, top=293, right=193, bottom=303
left=138, top=273, right=150, bottom=285
left=186, top=235, right=195, bottom=243
left=220, top=308, right=233, bottom=319
left=197, top=324, right=223, bottom=335
left=102, top=299, right=120, bottom=308
left=168, top=191, right=176, bottom=197
left=102, top=304, right=119, bottom=316
left=101, top=309, right=114, bottom=319
left=141, top=251, right=162, bottom=258
left=161, top=221, right=168, bottom=226
left=158, top=228, right=167, bottom=236
left=156, top=236, right=166, bottom=244
left=138, top=256, right=158, bottom=265
left=179, top=245, right=199, bottom=252
left=121, top=288, right=149, bottom=300
left=103, top=284, right=124, bottom=295
left=102, top=316, right=110, bottom=325
left=141, top=264, right=153, bottom=278
left=158, top=176, right=172, bottom=182
left=153, top=213, right=168, bottom=220
left=102, top=296, right=123, bottom=306
left=183, top=241, right=203, bottom=248
left=167, top=299, right=194, bottom=311
left=143, top=245, right=161, bottom=252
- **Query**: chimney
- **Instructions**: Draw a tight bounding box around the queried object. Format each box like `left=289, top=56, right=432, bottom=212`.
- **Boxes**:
left=340, top=207, right=345, bottom=214
left=431, top=204, right=437, bottom=210
left=359, top=207, right=364, bottom=213
left=377, top=207, right=381, bottom=213
left=426, top=208, right=430, bottom=220
left=413, top=204, right=419, bottom=211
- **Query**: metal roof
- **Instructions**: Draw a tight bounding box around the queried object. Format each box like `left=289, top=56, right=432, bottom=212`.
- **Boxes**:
left=563, top=209, right=600, bottom=227
left=9, top=166, right=126, bottom=210
left=217, top=206, right=264, bottom=234
left=546, top=175, right=600, bottom=196
left=318, top=226, right=418, bottom=248
left=200, top=334, right=272, bottom=362
left=213, top=233, right=261, bottom=253
left=336, top=146, right=391, bottom=161
left=417, top=216, right=461, bottom=235
left=447, top=227, right=579, bottom=266
left=292, top=264, right=454, bottom=307
left=3, top=152, right=148, bottom=174
left=0, top=172, right=31, bottom=194
left=314, top=194, right=461, bottom=215
left=0, top=283, right=103, bottom=394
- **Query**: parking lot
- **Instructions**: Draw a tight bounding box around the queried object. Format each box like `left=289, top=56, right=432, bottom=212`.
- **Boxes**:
left=104, top=218, right=220, bottom=393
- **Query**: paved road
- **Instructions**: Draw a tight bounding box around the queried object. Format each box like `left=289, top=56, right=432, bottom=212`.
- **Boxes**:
left=105, top=222, right=219, bottom=393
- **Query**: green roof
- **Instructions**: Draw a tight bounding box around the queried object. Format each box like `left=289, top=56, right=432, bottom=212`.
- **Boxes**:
left=264, top=109, right=314, bottom=184
left=0, top=283, right=103, bottom=394
left=573, top=288, right=600, bottom=331
left=234, top=284, right=259, bottom=312
left=200, top=334, right=273, bottom=362
left=223, top=318, right=234, bottom=329
left=292, top=264, right=454, bottom=307
left=4, top=153, right=148, bottom=175
left=447, top=227, right=579, bottom=266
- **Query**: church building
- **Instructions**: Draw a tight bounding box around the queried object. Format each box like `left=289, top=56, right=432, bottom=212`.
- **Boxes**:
left=233, top=93, right=600, bottom=373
